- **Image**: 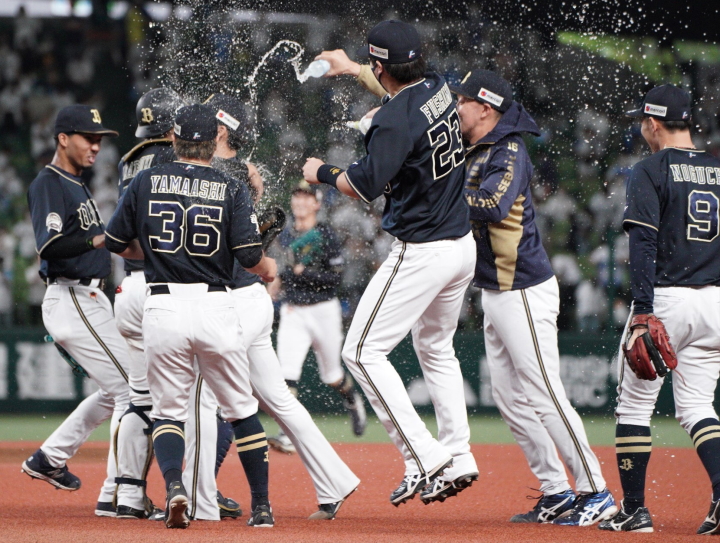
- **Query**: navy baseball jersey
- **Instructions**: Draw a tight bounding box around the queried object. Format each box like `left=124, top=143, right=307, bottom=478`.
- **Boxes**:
left=105, top=160, right=261, bottom=285
left=27, top=165, right=111, bottom=280
left=117, top=138, right=176, bottom=272
left=624, top=147, right=720, bottom=287
left=277, top=222, right=343, bottom=305
left=211, top=155, right=263, bottom=290
left=345, top=72, right=470, bottom=242
left=463, top=102, right=552, bottom=291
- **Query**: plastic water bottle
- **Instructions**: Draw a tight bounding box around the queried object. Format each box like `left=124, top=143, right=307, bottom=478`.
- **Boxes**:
left=300, top=59, right=330, bottom=82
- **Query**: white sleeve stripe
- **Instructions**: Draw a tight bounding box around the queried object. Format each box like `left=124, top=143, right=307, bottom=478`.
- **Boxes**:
left=344, top=171, right=372, bottom=204
left=105, top=231, right=129, bottom=243
left=37, top=233, right=63, bottom=255
left=623, top=219, right=659, bottom=232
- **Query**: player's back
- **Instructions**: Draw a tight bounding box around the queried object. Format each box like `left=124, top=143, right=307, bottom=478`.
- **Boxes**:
left=118, top=138, right=176, bottom=196
left=118, top=160, right=258, bottom=285
left=625, top=147, right=720, bottom=286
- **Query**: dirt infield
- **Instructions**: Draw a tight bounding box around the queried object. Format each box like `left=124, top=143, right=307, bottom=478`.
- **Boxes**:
left=0, top=441, right=706, bottom=542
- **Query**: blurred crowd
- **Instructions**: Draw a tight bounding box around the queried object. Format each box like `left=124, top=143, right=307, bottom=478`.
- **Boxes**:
left=1, top=6, right=719, bottom=333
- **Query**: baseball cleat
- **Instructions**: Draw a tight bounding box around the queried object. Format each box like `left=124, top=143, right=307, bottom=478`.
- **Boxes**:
left=390, top=457, right=453, bottom=507
left=148, top=508, right=165, bottom=521
left=21, top=448, right=81, bottom=491
left=247, top=504, right=274, bottom=527
left=697, top=499, right=720, bottom=535
left=420, top=472, right=478, bottom=504
left=116, top=505, right=146, bottom=519
left=165, top=481, right=190, bottom=529
left=94, top=501, right=116, bottom=518
left=218, top=490, right=242, bottom=519
left=268, top=432, right=296, bottom=454
left=510, top=488, right=576, bottom=523
left=599, top=501, right=654, bottom=533
left=345, top=391, right=367, bottom=437
left=552, top=488, right=617, bottom=526
left=309, top=487, right=357, bottom=520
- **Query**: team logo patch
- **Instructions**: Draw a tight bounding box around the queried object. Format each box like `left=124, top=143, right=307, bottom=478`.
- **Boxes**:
left=682, top=110, right=689, bottom=119
left=408, top=50, right=416, bottom=59
left=478, top=87, right=504, bottom=108
left=46, top=212, right=63, bottom=232
left=369, top=44, right=389, bottom=59
left=174, top=122, right=182, bottom=136
left=644, top=103, right=667, bottom=117
left=192, top=132, right=202, bottom=140
left=90, top=109, right=102, bottom=124
left=216, top=109, right=240, bottom=131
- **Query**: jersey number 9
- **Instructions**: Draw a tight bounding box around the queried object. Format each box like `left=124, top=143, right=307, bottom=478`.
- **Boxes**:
left=687, top=190, right=720, bottom=243
left=148, top=201, right=223, bottom=256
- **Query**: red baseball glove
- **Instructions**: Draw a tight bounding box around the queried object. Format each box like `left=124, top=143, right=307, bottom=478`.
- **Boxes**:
left=622, top=314, right=678, bottom=380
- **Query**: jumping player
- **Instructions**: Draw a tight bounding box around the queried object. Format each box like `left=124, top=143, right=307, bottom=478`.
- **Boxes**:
left=268, top=183, right=366, bottom=453
left=599, top=85, right=720, bottom=534
left=450, top=70, right=616, bottom=525
left=303, top=20, right=478, bottom=507
left=105, top=104, right=276, bottom=529
left=23, top=105, right=137, bottom=517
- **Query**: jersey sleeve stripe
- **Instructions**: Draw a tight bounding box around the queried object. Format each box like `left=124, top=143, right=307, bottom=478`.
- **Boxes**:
left=232, top=242, right=262, bottom=250
left=344, top=171, right=372, bottom=204
left=623, top=219, right=659, bottom=231
left=37, top=233, right=63, bottom=255
left=105, top=231, right=130, bottom=243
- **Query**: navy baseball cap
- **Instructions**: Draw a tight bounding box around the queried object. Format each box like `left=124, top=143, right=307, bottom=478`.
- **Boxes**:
left=204, top=93, right=249, bottom=135
left=173, top=104, right=217, bottom=142
left=54, top=105, right=119, bottom=137
left=449, top=70, right=513, bottom=113
left=626, top=84, right=692, bottom=121
left=357, top=20, right=423, bottom=64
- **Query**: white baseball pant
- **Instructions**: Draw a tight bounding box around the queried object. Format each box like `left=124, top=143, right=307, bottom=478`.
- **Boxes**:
left=616, top=286, right=720, bottom=433
left=276, top=298, right=345, bottom=385
left=41, top=282, right=131, bottom=503
left=482, top=276, right=606, bottom=494
left=183, top=282, right=360, bottom=515
left=342, top=233, right=477, bottom=479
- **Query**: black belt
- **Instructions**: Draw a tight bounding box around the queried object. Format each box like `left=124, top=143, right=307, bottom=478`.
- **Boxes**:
left=150, top=284, right=227, bottom=295
left=47, top=277, right=98, bottom=286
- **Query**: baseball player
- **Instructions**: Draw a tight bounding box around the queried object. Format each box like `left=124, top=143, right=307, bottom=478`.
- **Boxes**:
left=303, top=20, right=478, bottom=507
left=267, top=183, right=366, bottom=453
left=449, top=70, right=616, bottom=525
left=599, top=85, right=720, bottom=534
left=23, top=105, right=138, bottom=518
left=105, top=104, right=276, bottom=529
left=113, top=88, right=241, bottom=521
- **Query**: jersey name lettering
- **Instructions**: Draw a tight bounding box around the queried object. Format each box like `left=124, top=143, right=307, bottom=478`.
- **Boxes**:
left=419, top=84, right=453, bottom=124
left=122, top=154, right=155, bottom=182
left=150, top=174, right=228, bottom=201
left=669, top=164, right=720, bottom=185
left=77, top=199, right=102, bottom=230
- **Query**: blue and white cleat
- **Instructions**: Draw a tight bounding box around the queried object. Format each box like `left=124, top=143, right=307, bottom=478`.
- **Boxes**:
left=510, top=489, right=576, bottom=523
left=552, top=488, right=617, bottom=526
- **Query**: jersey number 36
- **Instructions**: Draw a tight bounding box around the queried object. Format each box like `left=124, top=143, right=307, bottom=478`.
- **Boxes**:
left=148, top=201, right=222, bottom=256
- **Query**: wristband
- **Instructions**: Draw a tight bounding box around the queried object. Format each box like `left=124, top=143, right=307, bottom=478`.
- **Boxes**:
left=316, top=164, right=345, bottom=188
left=86, top=237, right=95, bottom=249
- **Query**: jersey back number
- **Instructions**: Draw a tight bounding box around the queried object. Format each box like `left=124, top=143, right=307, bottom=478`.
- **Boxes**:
left=148, top=201, right=223, bottom=256
left=427, top=109, right=464, bottom=180
left=687, top=190, right=719, bottom=242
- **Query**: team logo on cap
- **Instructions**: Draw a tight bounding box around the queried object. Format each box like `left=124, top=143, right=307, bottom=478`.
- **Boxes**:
left=478, top=87, right=504, bottom=108
left=192, top=132, right=202, bottom=140
left=369, top=44, right=389, bottom=60
left=216, top=109, right=240, bottom=131
left=408, top=50, right=416, bottom=59
left=174, top=122, right=182, bottom=136
left=682, top=111, right=689, bottom=119
left=644, top=103, right=667, bottom=117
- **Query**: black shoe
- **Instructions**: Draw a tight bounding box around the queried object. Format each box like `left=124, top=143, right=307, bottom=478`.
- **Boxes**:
left=698, top=499, right=720, bottom=535
left=510, top=489, right=576, bottom=523
left=247, top=504, right=274, bottom=528
left=390, top=457, right=453, bottom=507
left=218, top=490, right=242, bottom=519
left=165, top=481, right=189, bottom=529
left=116, top=505, right=146, bottom=519
left=344, top=391, right=367, bottom=437
left=21, top=448, right=81, bottom=491
left=308, top=487, right=357, bottom=520
left=94, top=501, right=116, bottom=518
left=599, top=502, right=654, bottom=533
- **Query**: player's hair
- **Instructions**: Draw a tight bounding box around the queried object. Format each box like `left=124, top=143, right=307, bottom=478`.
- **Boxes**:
left=173, top=139, right=216, bottom=161
left=373, top=57, right=427, bottom=85
left=659, top=118, right=693, bottom=133
left=226, top=128, right=247, bottom=152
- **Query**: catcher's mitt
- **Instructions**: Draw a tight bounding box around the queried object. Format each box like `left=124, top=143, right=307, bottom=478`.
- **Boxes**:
left=258, top=207, right=286, bottom=250
left=622, top=314, right=678, bottom=380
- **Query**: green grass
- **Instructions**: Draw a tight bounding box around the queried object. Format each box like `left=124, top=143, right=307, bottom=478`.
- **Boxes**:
left=0, top=413, right=693, bottom=448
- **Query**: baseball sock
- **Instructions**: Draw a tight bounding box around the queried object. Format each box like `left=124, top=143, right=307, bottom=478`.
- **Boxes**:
left=231, top=414, right=269, bottom=509
left=690, top=418, right=720, bottom=500
left=330, top=372, right=358, bottom=404
left=285, top=379, right=298, bottom=397
left=152, top=419, right=185, bottom=490
left=215, top=414, right=233, bottom=477
left=615, top=424, right=651, bottom=512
